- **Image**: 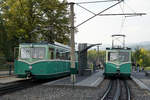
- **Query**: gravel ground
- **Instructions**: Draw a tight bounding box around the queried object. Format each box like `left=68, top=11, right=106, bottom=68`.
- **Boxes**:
left=127, top=79, right=150, bottom=100
left=2, top=78, right=150, bottom=100
left=0, top=79, right=110, bottom=100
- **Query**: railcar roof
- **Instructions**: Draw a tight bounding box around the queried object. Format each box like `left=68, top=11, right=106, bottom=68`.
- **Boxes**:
left=19, top=42, right=71, bottom=50
left=106, top=47, right=131, bottom=50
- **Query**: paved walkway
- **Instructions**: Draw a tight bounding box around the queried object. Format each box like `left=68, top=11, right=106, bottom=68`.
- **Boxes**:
left=0, top=76, right=25, bottom=84
left=75, top=70, right=104, bottom=87
left=0, top=71, right=14, bottom=75
left=44, top=70, right=104, bottom=87
left=131, top=71, right=150, bottom=91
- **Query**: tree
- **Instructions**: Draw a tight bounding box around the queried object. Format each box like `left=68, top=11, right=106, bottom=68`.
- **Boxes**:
left=0, top=0, right=70, bottom=61
left=133, top=47, right=150, bottom=68
left=36, top=0, right=70, bottom=44
left=0, top=3, right=15, bottom=61
left=88, top=50, right=106, bottom=65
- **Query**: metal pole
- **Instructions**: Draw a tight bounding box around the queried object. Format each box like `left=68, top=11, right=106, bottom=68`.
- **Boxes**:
left=9, top=64, right=12, bottom=75
left=70, top=2, right=76, bottom=83
left=112, top=39, right=114, bottom=48
left=123, top=36, right=125, bottom=48
left=97, top=46, right=100, bottom=69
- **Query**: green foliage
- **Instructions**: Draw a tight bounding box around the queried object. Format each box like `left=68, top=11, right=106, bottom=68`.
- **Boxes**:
left=144, top=67, right=150, bottom=71
left=132, top=47, right=150, bottom=67
left=0, top=0, right=70, bottom=61
left=88, top=49, right=105, bottom=64
left=36, top=0, right=70, bottom=44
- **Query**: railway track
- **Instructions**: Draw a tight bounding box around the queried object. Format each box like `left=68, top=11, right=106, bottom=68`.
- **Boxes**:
left=0, top=79, right=54, bottom=96
left=0, top=75, right=69, bottom=96
left=100, top=79, right=131, bottom=100
left=0, top=79, right=36, bottom=96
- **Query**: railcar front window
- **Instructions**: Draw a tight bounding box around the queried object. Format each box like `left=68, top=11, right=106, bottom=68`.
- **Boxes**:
left=119, top=52, right=129, bottom=62
left=21, top=47, right=46, bottom=59
left=108, top=52, right=118, bottom=62
left=21, top=48, right=31, bottom=58
left=108, top=52, right=129, bottom=62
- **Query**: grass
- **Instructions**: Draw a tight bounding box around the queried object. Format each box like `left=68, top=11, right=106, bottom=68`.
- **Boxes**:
left=0, top=64, right=10, bottom=71
left=144, top=67, right=150, bottom=71
left=0, top=56, right=8, bottom=71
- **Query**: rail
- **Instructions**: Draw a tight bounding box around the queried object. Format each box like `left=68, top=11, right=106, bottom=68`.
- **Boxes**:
left=0, top=79, right=53, bottom=96
left=100, top=79, right=131, bottom=100
left=113, top=79, right=120, bottom=100
left=124, top=80, right=131, bottom=100
left=101, top=80, right=113, bottom=100
left=0, top=80, right=32, bottom=96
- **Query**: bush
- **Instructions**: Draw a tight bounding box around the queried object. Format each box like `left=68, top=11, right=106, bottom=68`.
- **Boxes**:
left=144, top=67, right=150, bottom=71
left=0, top=57, right=6, bottom=65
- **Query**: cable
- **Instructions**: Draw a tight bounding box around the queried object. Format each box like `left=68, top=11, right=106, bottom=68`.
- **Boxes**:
left=76, top=0, right=118, bottom=4
left=76, top=0, right=123, bottom=28
left=119, top=17, right=126, bottom=33
left=119, top=2, right=125, bottom=16
left=76, top=4, right=96, bottom=15
left=124, top=1, right=136, bottom=13
left=113, top=36, right=125, bottom=46
left=119, top=2, right=126, bottom=34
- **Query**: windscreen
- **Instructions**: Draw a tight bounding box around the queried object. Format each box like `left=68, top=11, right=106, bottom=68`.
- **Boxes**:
left=108, top=52, right=129, bottom=62
left=21, top=48, right=31, bottom=58
left=21, top=47, right=46, bottom=59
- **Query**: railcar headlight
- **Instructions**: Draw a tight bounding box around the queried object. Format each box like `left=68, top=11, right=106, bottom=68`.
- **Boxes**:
left=29, top=66, right=32, bottom=70
left=116, top=65, right=119, bottom=68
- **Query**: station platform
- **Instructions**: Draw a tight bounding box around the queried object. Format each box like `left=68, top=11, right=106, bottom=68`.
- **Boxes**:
left=0, top=71, right=14, bottom=75
left=0, top=71, right=14, bottom=78
left=43, top=70, right=104, bottom=87
left=131, top=71, right=150, bottom=91
left=0, top=71, right=27, bottom=84
left=0, top=76, right=25, bottom=84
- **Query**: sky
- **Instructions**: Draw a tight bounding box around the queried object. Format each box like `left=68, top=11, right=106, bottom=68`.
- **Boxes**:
left=62, top=0, right=150, bottom=46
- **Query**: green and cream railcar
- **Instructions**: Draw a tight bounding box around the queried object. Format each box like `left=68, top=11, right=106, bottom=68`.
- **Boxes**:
left=14, top=42, right=78, bottom=79
left=104, top=48, right=132, bottom=77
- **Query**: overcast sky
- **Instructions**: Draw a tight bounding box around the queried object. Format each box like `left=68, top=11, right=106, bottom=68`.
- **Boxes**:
left=63, top=0, right=150, bottom=45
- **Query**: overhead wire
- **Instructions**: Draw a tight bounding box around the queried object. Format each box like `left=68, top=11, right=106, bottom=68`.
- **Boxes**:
left=119, top=17, right=126, bottom=33
left=119, top=2, right=126, bottom=34
left=113, top=36, right=124, bottom=46
left=76, top=4, right=96, bottom=15
left=76, top=0, right=118, bottom=4
left=123, top=1, right=140, bottom=17
left=76, top=0, right=123, bottom=28
left=124, top=1, right=136, bottom=13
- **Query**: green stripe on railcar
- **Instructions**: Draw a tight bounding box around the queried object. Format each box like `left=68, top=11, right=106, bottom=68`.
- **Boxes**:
left=15, top=60, right=78, bottom=79
left=120, top=63, right=131, bottom=76
left=105, top=63, right=117, bottom=74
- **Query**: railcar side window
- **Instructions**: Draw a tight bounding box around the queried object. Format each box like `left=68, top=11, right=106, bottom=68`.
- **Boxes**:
left=55, top=49, right=70, bottom=60
left=66, top=52, right=71, bottom=60
left=49, top=48, right=54, bottom=59
left=60, top=52, right=69, bottom=60
left=32, top=47, right=46, bottom=59
left=56, top=50, right=60, bottom=59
